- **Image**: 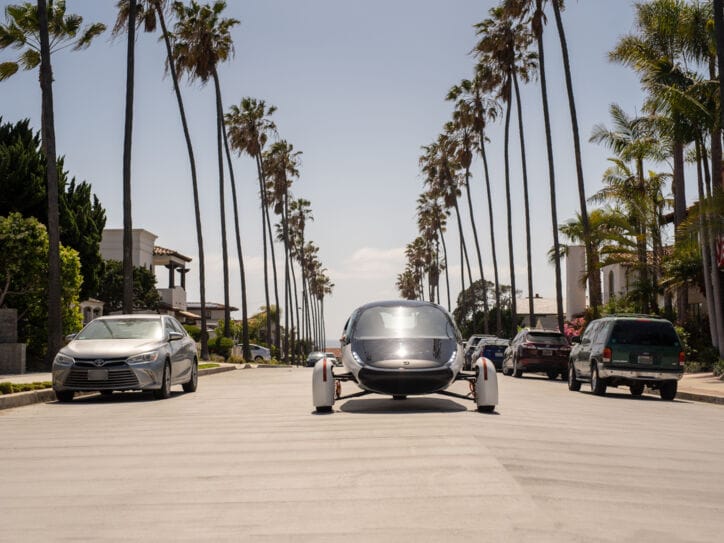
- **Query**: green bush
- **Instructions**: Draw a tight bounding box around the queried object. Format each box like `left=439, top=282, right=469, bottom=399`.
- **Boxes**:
left=0, top=381, right=52, bottom=394
left=209, top=336, right=234, bottom=359
left=184, top=324, right=202, bottom=342
left=713, top=359, right=724, bottom=378
left=0, top=382, right=13, bottom=395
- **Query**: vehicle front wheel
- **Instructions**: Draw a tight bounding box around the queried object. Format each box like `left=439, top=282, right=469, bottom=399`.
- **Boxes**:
left=568, top=365, right=581, bottom=391
left=254, top=356, right=263, bottom=361
left=183, top=359, right=198, bottom=393
left=477, top=405, right=495, bottom=413
left=513, top=359, right=523, bottom=378
left=55, top=390, right=74, bottom=402
left=629, top=383, right=644, bottom=396
left=591, top=364, right=607, bottom=396
left=660, top=381, right=677, bottom=401
left=153, top=361, right=172, bottom=400
left=502, top=364, right=511, bottom=376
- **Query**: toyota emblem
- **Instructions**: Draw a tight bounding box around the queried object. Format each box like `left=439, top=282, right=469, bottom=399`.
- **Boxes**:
left=93, top=359, right=105, bottom=367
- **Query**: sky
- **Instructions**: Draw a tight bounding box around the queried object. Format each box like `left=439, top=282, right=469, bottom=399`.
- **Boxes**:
left=0, top=0, right=696, bottom=345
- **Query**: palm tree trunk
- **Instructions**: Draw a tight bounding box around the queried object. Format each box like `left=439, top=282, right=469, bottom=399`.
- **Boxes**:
left=38, top=0, right=62, bottom=363
left=535, top=17, right=565, bottom=333
left=254, top=154, right=272, bottom=348
left=695, top=139, right=718, bottom=348
left=479, top=137, right=502, bottom=334
left=453, top=199, right=474, bottom=290
left=635, top=158, right=650, bottom=313
left=513, top=73, right=535, bottom=328
left=283, top=189, right=292, bottom=362
left=122, top=0, right=136, bottom=314
left=672, top=139, right=688, bottom=323
left=261, top=179, right=282, bottom=356
left=438, top=224, right=451, bottom=312
left=714, top=0, right=724, bottom=174
left=212, top=68, right=231, bottom=337
left=463, top=163, right=489, bottom=333
left=503, top=84, right=517, bottom=337
left=551, top=0, right=600, bottom=315
left=156, top=6, right=209, bottom=359
left=221, top=108, right=251, bottom=359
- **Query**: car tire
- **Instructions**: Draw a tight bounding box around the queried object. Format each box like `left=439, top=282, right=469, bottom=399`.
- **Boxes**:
left=660, top=381, right=677, bottom=401
left=315, top=405, right=332, bottom=414
left=153, top=360, right=172, bottom=400
left=513, top=358, right=523, bottom=378
left=392, top=395, right=407, bottom=400
left=629, top=383, right=644, bottom=396
left=55, top=390, right=74, bottom=403
left=100, top=390, right=113, bottom=396
left=568, top=364, right=581, bottom=391
left=591, top=364, right=607, bottom=396
left=502, top=363, right=511, bottom=376
left=254, top=356, right=263, bottom=361
left=183, top=359, right=198, bottom=393
left=477, top=405, right=495, bottom=413
left=546, top=370, right=558, bottom=380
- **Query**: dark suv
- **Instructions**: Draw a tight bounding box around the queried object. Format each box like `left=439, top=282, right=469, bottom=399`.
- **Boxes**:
left=568, top=315, right=684, bottom=400
left=502, top=328, right=570, bottom=379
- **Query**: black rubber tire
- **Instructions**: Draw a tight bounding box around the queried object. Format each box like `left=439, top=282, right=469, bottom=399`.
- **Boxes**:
left=182, top=359, right=198, bottom=393
left=153, top=361, right=172, bottom=400
left=502, top=364, right=511, bottom=376
left=100, top=390, right=113, bottom=396
left=591, top=364, right=607, bottom=396
left=513, top=358, right=523, bottom=378
left=254, top=356, right=263, bottom=361
left=660, top=381, right=677, bottom=401
left=560, top=372, right=567, bottom=381
left=546, top=370, right=558, bottom=380
left=315, top=405, right=332, bottom=413
left=392, top=395, right=407, bottom=400
left=477, top=405, right=495, bottom=413
left=629, top=383, right=645, bottom=396
left=55, top=390, right=74, bottom=402
left=568, top=364, right=581, bottom=391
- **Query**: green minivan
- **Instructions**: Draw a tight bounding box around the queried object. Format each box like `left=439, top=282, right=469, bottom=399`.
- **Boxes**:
left=568, top=315, right=684, bottom=400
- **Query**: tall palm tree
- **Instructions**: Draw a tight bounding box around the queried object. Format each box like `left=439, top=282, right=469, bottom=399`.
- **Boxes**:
left=287, top=197, right=313, bottom=359
left=715, top=0, right=724, bottom=146
left=0, top=0, right=105, bottom=362
left=171, top=0, right=238, bottom=337
left=225, top=97, right=279, bottom=355
left=416, top=190, right=449, bottom=307
left=447, top=74, right=504, bottom=333
left=114, top=0, right=211, bottom=358
left=503, top=0, right=566, bottom=332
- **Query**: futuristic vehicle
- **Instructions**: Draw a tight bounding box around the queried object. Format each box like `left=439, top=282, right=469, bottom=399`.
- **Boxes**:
left=312, top=300, right=498, bottom=413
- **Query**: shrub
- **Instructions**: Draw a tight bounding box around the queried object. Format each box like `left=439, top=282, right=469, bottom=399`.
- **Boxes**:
left=227, top=354, right=245, bottom=364
left=209, top=336, right=234, bottom=359
left=184, top=324, right=202, bottom=342
left=0, top=382, right=13, bottom=395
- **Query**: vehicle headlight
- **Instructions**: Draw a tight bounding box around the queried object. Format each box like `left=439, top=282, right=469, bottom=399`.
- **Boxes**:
left=351, top=351, right=364, bottom=366
left=127, top=351, right=160, bottom=364
left=53, top=353, right=74, bottom=366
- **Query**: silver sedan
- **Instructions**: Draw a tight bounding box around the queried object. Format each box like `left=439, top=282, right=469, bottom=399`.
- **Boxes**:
left=52, top=314, right=198, bottom=402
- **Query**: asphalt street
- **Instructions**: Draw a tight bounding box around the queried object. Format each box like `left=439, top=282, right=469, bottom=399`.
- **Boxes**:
left=1, top=367, right=723, bottom=542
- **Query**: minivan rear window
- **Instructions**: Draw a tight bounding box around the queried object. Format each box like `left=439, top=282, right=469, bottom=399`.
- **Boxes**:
left=610, top=321, right=679, bottom=346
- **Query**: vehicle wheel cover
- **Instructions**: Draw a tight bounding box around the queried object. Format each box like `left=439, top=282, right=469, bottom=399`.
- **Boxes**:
left=569, top=366, right=575, bottom=386
left=164, top=364, right=171, bottom=393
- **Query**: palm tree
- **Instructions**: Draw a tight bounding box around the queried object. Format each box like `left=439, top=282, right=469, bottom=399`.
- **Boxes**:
left=447, top=73, right=503, bottom=333
left=114, top=0, right=211, bottom=359
left=503, top=0, right=566, bottom=332
left=171, top=0, right=239, bottom=337
left=0, top=0, right=105, bottom=362
left=225, top=97, right=279, bottom=355
left=416, top=190, right=449, bottom=307
left=287, top=197, right=313, bottom=359
left=715, top=0, right=724, bottom=145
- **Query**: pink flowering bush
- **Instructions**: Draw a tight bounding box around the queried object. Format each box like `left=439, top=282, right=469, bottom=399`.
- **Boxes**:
left=564, top=318, right=586, bottom=341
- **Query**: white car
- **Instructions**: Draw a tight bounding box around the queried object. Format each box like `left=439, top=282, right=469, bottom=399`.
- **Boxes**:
left=249, top=344, right=271, bottom=361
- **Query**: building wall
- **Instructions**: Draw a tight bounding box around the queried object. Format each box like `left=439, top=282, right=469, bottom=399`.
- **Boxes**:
left=100, top=229, right=157, bottom=270
left=566, top=245, right=587, bottom=320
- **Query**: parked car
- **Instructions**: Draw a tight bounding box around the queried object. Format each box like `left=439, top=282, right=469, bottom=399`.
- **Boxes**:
left=324, top=352, right=341, bottom=367
left=249, top=344, right=271, bottom=361
left=463, top=334, right=496, bottom=369
left=502, top=328, right=570, bottom=379
left=52, top=314, right=198, bottom=402
left=568, top=315, right=684, bottom=400
left=468, top=338, right=509, bottom=371
left=305, top=351, right=327, bottom=367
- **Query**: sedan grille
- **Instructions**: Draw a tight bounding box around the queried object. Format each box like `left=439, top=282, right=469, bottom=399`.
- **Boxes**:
left=64, top=364, right=139, bottom=389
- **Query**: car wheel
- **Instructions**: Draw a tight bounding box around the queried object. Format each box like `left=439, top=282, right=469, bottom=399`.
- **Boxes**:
left=477, top=405, right=495, bottom=413
left=591, top=364, right=607, bottom=396
left=153, top=360, right=172, bottom=400
left=254, top=356, right=263, bottom=361
left=100, top=390, right=113, bottom=396
left=513, top=358, right=523, bottom=378
left=392, top=395, right=407, bottom=400
left=568, top=364, right=581, bottom=391
left=546, top=370, right=558, bottom=380
left=502, top=362, right=511, bottom=376
left=629, top=383, right=644, bottom=396
left=315, top=405, right=332, bottom=414
left=55, top=390, right=74, bottom=403
left=660, top=381, right=677, bottom=401
left=183, top=359, right=198, bottom=393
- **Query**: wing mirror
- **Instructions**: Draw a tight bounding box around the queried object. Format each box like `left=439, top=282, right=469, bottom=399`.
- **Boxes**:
left=571, top=336, right=581, bottom=344
left=64, top=333, right=77, bottom=343
left=169, top=331, right=184, bottom=341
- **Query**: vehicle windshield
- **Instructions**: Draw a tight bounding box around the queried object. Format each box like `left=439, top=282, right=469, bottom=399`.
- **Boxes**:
left=354, top=305, right=456, bottom=340
left=610, top=321, right=680, bottom=346
left=76, top=318, right=163, bottom=340
left=526, top=332, right=568, bottom=345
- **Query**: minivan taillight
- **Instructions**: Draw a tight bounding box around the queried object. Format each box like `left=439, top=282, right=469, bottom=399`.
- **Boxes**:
left=679, top=351, right=685, bottom=366
left=602, top=347, right=612, bottom=364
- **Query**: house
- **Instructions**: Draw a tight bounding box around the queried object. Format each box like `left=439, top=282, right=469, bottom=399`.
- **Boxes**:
left=515, top=295, right=564, bottom=329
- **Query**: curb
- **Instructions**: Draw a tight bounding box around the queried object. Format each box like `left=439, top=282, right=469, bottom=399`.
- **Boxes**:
left=0, top=365, right=237, bottom=411
left=676, top=391, right=724, bottom=405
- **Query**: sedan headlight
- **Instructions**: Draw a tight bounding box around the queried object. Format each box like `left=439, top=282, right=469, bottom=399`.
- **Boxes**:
left=127, top=351, right=160, bottom=364
left=53, top=353, right=74, bottom=366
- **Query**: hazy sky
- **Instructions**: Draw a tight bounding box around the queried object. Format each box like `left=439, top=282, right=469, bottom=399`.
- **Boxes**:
left=1, top=1, right=692, bottom=343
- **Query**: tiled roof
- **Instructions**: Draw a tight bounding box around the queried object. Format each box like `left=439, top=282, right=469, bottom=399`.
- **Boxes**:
left=154, top=245, right=192, bottom=262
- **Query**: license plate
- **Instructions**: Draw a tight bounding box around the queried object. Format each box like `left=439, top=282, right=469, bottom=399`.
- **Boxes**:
left=494, top=352, right=503, bottom=359
left=637, top=355, right=653, bottom=364
left=87, top=369, right=108, bottom=381
left=542, top=349, right=553, bottom=356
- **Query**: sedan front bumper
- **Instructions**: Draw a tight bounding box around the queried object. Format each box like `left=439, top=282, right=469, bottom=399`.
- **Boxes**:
left=53, top=359, right=165, bottom=392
